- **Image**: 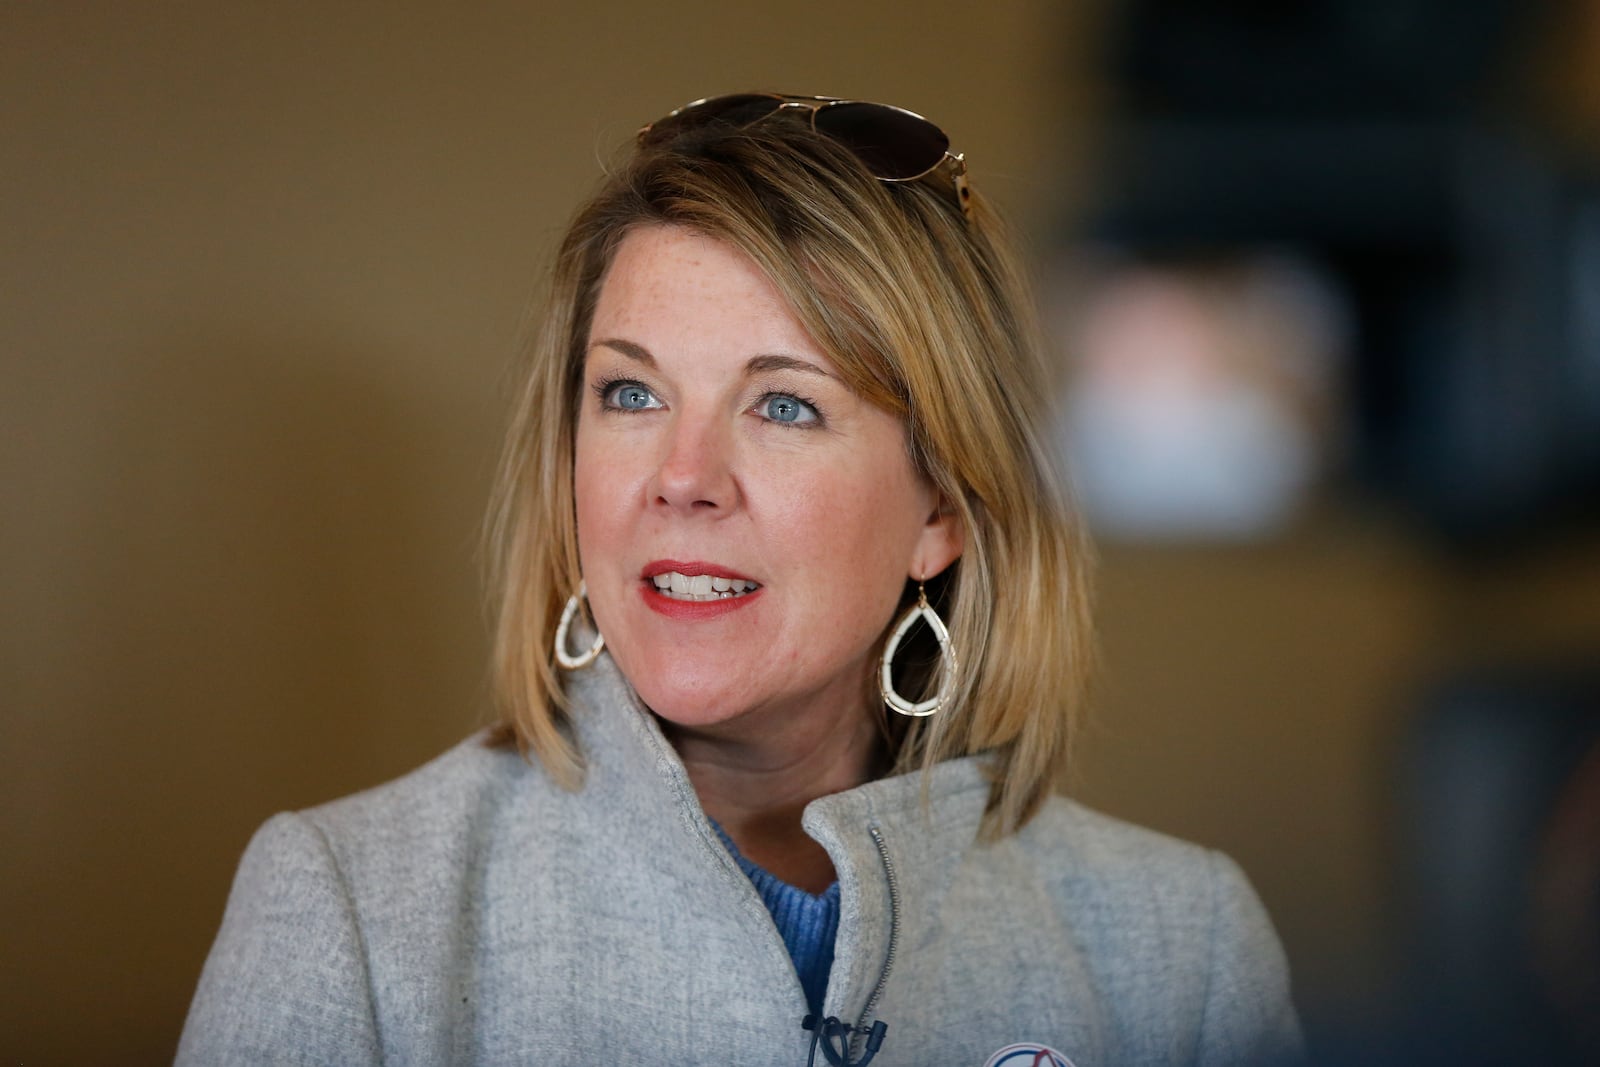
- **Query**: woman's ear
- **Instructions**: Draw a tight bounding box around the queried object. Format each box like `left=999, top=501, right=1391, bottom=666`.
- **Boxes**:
left=910, top=493, right=965, bottom=581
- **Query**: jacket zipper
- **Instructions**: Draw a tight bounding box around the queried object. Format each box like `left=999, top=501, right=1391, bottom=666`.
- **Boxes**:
left=851, top=824, right=900, bottom=1060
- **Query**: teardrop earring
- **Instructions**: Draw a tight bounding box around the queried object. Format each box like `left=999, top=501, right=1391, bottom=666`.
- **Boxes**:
left=879, top=581, right=957, bottom=717
left=553, top=581, right=605, bottom=670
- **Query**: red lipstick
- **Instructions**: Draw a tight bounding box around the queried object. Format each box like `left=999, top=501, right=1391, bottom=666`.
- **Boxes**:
left=640, top=560, right=763, bottom=620
left=640, top=560, right=757, bottom=582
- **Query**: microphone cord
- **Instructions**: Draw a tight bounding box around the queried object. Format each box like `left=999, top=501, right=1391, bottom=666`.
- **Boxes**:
left=802, top=1014, right=888, bottom=1067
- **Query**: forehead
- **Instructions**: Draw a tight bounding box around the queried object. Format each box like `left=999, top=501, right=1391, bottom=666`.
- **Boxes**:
left=585, top=224, right=901, bottom=414
left=591, top=226, right=798, bottom=332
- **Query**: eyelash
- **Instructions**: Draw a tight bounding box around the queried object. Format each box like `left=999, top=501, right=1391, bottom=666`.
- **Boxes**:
left=591, top=376, right=826, bottom=428
left=593, top=376, right=658, bottom=412
left=753, top=391, right=824, bottom=428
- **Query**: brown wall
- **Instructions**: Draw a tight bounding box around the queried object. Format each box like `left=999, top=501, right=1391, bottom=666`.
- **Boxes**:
left=5, top=3, right=1597, bottom=1064
left=2, top=3, right=1092, bottom=1061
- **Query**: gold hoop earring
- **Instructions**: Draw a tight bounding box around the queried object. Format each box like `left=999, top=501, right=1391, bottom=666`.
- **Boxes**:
left=554, top=581, right=605, bottom=670
left=879, top=581, right=956, bottom=717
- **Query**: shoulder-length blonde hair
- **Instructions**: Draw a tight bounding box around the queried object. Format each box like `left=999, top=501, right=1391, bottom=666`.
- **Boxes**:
left=487, top=105, right=1094, bottom=836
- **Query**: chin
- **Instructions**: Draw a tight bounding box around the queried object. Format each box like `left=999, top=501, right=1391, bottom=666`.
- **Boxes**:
left=610, top=651, right=749, bottom=727
left=628, top=682, right=752, bottom=734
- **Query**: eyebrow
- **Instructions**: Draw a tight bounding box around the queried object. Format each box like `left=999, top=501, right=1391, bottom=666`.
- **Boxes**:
left=590, top=337, right=655, bottom=366
left=745, top=353, right=837, bottom=380
left=588, top=339, right=838, bottom=381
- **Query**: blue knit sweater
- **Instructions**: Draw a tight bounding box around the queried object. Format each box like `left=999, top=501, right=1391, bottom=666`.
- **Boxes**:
left=709, top=820, right=841, bottom=1015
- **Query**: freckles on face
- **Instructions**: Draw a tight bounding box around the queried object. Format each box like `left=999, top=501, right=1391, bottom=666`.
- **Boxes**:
left=570, top=224, right=957, bottom=734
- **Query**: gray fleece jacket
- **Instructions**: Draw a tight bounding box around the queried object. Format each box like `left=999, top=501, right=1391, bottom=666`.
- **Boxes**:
left=178, top=654, right=1303, bottom=1066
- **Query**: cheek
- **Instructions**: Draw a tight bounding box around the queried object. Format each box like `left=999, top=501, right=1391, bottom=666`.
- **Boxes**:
left=778, top=460, right=928, bottom=589
left=572, top=422, right=624, bottom=563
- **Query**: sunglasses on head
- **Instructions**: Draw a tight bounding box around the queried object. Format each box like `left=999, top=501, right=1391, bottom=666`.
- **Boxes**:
left=638, top=92, right=973, bottom=220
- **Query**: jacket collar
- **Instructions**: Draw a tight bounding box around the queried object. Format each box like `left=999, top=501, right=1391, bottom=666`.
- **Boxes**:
left=563, top=650, right=997, bottom=1023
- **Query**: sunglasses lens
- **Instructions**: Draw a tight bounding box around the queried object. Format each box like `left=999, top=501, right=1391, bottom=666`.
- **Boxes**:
left=812, top=102, right=949, bottom=180
left=641, top=93, right=782, bottom=146
left=639, top=94, right=967, bottom=217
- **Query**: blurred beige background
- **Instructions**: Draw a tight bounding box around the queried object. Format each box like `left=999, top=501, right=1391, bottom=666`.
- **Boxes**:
left=4, top=3, right=1598, bottom=1063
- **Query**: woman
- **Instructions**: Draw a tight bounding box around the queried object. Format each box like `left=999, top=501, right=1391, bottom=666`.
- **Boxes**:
left=180, top=93, right=1302, bottom=1066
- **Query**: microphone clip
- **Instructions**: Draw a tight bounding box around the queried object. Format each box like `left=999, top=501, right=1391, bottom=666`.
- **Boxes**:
left=801, top=1014, right=888, bottom=1067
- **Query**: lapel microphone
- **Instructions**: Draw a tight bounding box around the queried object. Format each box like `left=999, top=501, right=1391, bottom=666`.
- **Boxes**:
left=802, top=1014, right=889, bottom=1067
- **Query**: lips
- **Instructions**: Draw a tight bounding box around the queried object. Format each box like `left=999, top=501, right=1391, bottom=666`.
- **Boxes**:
left=640, top=560, right=763, bottom=615
left=642, top=560, right=762, bottom=601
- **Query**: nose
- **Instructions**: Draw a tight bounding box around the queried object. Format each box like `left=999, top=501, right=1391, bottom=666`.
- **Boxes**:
left=647, top=411, right=739, bottom=515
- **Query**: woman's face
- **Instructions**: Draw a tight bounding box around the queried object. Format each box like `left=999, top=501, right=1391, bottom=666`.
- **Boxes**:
left=573, top=225, right=962, bottom=738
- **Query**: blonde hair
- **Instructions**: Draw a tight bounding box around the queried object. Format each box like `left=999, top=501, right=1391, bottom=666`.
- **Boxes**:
left=487, top=110, right=1094, bottom=836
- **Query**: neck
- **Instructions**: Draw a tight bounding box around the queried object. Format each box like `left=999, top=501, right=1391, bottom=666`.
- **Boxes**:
left=662, top=697, right=885, bottom=894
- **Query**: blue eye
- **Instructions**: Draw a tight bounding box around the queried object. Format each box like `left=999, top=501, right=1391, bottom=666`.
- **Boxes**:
left=603, top=381, right=661, bottom=411
left=756, top=393, right=819, bottom=425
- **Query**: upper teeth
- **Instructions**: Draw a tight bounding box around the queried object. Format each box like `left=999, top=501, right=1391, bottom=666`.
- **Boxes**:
left=651, top=572, right=760, bottom=600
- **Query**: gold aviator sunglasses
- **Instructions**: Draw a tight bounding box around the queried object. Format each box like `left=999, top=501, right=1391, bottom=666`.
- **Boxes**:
left=638, top=92, right=972, bottom=220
